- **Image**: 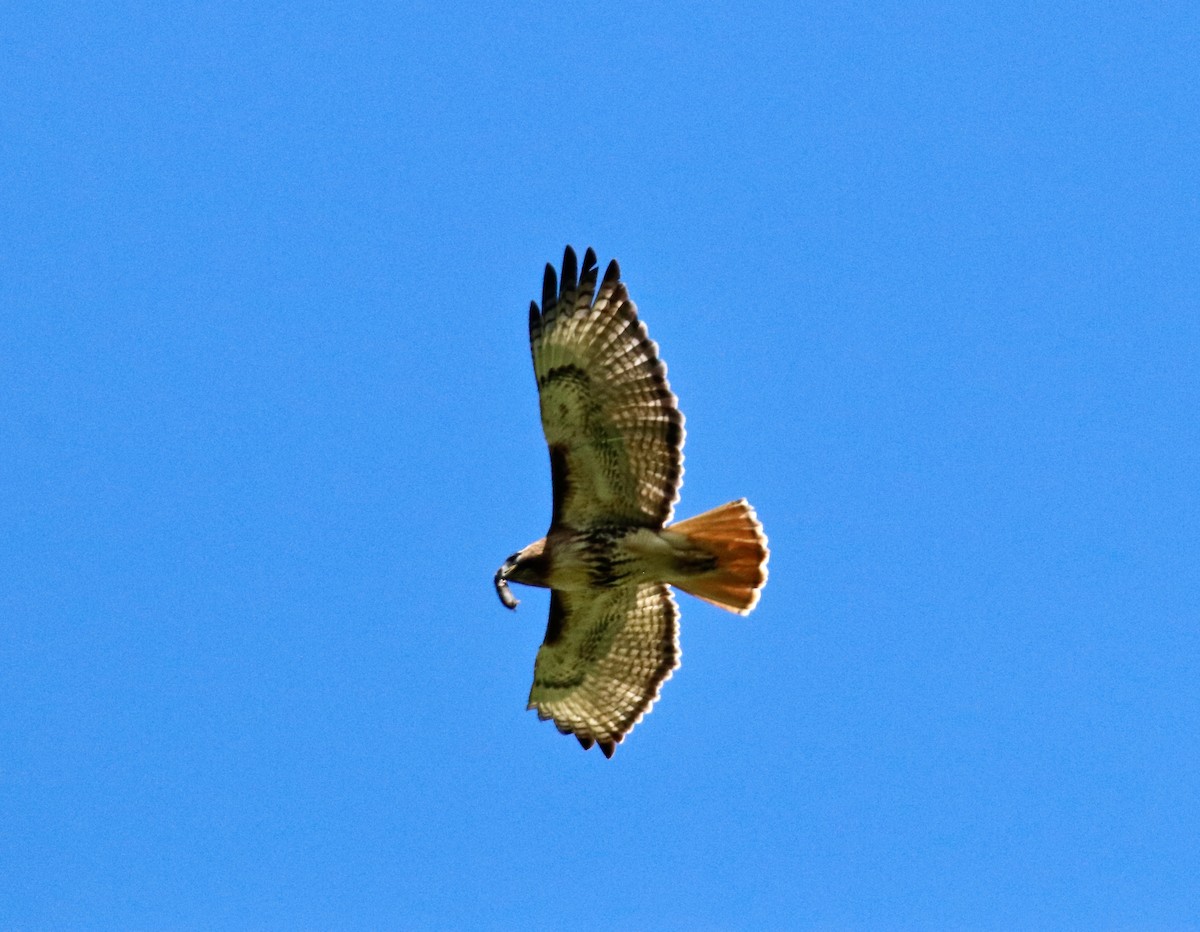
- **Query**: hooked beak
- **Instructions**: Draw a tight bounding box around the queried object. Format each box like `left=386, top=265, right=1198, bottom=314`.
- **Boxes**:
left=494, top=558, right=519, bottom=610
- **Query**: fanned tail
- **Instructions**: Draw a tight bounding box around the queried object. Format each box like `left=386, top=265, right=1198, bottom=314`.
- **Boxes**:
left=666, top=499, right=769, bottom=615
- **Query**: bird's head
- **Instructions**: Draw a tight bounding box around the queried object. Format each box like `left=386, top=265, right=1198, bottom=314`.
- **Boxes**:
left=493, top=538, right=548, bottom=610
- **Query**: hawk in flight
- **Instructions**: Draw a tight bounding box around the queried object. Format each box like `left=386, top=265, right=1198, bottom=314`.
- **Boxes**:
left=495, top=247, right=769, bottom=757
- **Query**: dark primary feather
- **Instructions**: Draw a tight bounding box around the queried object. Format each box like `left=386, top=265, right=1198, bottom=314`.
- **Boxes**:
left=541, top=262, right=557, bottom=320
left=560, top=245, right=578, bottom=294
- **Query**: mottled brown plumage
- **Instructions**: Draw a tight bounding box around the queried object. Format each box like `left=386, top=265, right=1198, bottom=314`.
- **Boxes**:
left=496, top=247, right=769, bottom=757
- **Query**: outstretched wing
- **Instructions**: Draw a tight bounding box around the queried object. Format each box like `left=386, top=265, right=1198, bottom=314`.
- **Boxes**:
left=528, top=246, right=685, bottom=529
left=528, top=583, right=680, bottom=757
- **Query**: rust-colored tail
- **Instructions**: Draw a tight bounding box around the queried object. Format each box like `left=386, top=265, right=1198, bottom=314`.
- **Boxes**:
left=666, top=499, right=769, bottom=615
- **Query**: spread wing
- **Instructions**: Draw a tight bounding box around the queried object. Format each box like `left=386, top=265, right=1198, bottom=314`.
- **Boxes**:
left=528, top=583, right=680, bottom=757
left=528, top=246, right=685, bottom=529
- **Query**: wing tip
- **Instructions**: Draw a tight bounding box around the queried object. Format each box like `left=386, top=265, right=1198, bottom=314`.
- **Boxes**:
left=574, top=733, right=619, bottom=758
left=561, top=246, right=578, bottom=293
left=542, top=263, right=558, bottom=314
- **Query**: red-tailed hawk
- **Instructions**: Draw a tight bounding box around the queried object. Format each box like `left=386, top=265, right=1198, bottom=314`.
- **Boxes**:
left=495, top=247, right=769, bottom=757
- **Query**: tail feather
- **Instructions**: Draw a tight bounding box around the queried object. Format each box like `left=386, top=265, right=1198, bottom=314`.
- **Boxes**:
left=666, top=499, right=769, bottom=615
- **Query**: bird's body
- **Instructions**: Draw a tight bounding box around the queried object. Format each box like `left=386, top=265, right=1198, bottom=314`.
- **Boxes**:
left=503, top=524, right=717, bottom=594
left=495, top=247, right=769, bottom=757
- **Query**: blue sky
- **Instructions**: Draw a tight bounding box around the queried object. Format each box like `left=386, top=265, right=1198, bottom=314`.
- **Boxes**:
left=3, top=2, right=1198, bottom=928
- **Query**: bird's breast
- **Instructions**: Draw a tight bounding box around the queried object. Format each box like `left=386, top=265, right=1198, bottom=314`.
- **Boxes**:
left=544, top=526, right=646, bottom=590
